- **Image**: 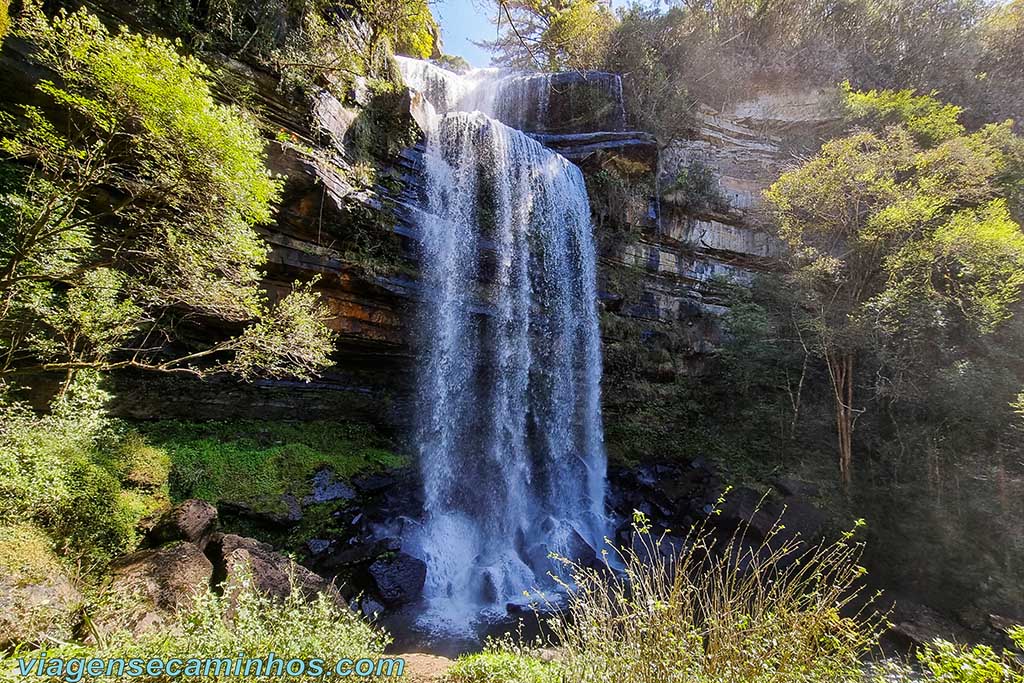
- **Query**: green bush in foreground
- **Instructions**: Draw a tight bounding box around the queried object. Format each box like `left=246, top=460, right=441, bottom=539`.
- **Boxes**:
left=1, top=567, right=390, bottom=682
left=0, top=374, right=167, bottom=571
left=917, top=633, right=1024, bottom=683
left=869, top=626, right=1024, bottom=683
left=450, top=510, right=882, bottom=683
left=445, top=645, right=557, bottom=683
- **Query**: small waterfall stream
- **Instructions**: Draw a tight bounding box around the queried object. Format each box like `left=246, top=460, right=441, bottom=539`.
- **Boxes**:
left=397, top=58, right=608, bottom=634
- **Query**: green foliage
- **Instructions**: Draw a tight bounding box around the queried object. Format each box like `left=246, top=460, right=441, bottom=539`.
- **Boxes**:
left=273, top=4, right=368, bottom=98
left=447, top=645, right=557, bottom=683
left=143, top=419, right=403, bottom=506
left=875, top=629, right=1024, bottom=683
left=1, top=567, right=390, bottom=682
left=433, top=54, right=471, bottom=73
left=0, top=0, right=9, bottom=43
left=842, top=84, right=966, bottom=147
left=976, top=0, right=1024, bottom=123
left=449, top=513, right=881, bottom=683
left=601, top=5, right=695, bottom=143
left=0, top=5, right=334, bottom=382
left=481, top=0, right=1024, bottom=134
left=916, top=637, right=1024, bottom=683
left=664, top=159, right=728, bottom=213
left=375, top=0, right=438, bottom=59
left=480, top=0, right=616, bottom=71
left=586, top=166, right=650, bottom=251
left=765, top=90, right=1024, bottom=483
left=768, top=92, right=1024, bottom=354
left=0, top=374, right=168, bottom=570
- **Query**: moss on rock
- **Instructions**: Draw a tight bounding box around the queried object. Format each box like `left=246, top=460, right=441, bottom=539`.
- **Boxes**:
left=0, top=524, right=82, bottom=648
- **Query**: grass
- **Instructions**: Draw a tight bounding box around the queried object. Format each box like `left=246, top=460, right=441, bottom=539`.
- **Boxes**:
left=446, top=648, right=558, bottom=683
left=447, top=508, right=884, bottom=683
left=141, top=420, right=405, bottom=506
left=1, top=566, right=391, bottom=682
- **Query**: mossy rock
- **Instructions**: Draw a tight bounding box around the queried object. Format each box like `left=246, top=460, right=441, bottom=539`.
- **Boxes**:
left=0, top=524, right=82, bottom=648
left=116, top=433, right=172, bottom=490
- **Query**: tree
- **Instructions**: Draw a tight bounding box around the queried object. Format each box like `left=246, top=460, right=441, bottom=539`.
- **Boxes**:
left=765, top=87, right=1024, bottom=486
left=600, top=5, right=694, bottom=144
left=0, top=5, right=334, bottom=388
left=977, top=0, right=1024, bottom=123
left=479, top=0, right=616, bottom=71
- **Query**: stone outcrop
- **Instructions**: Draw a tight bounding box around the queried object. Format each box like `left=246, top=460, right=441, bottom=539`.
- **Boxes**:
left=209, top=533, right=344, bottom=606
left=366, top=552, right=427, bottom=607
left=144, top=499, right=218, bottom=551
left=101, top=542, right=214, bottom=634
left=611, top=95, right=836, bottom=364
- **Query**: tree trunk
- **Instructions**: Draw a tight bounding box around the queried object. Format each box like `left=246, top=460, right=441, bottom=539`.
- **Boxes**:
left=828, top=352, right=855, bottom=488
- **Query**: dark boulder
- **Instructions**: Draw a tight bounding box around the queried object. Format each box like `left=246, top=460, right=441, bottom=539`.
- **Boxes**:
left=306, top=538, right=334, bottom=557
left=305, top=468, right=356, bottom=505
left=353, top=471, right=399, bottom=494
left=367, top=552, right=427, bottom=606
left=359, top=596, right=385, bottom=619
left=715, top=487, right=773, bottom=536
left=318, top=537, right=401, bottom=572
left=100, top=541, right=213, bottom=635
left=145, top=499, right=218, bottom=550
left=887, top=598, right=976, bottom=649
left=220, top=493, right=303, bottom=528
left=209, top=533, right=343, bottom=606
left=773, top=477, right=821, bottom=499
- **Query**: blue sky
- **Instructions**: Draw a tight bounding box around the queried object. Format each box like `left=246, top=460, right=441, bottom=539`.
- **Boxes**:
left=432, top=0, right=640, bottom=68
left=433, top=0, right=498, bottom=67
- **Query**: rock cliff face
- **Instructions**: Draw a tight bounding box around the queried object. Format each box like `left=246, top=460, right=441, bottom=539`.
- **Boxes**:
left=4, top=7, right=835, bottom=423
left=94, top=60, right=835, bottom=418
left=616, top=95, right=835, bottom=363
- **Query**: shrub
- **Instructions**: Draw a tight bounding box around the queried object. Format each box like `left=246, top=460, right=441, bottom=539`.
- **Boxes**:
left=449, top=510, right=882, bottom=683
left=446, top=644, right=557, bottom=683
left=664, top=159, right=729, bottom=214
left=916, top=639, right=1023, bottom=683
left=0, top=374, right=168, bottom=571
left=1, top=567, right=390, bottom=682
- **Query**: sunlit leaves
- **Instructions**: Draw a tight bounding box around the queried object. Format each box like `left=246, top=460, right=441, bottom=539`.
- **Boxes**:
left=0, top=4, right=334, bottom=381
left=767, top=87, right=1024, bottom=398
left=842, top=84, right=966, bottom=147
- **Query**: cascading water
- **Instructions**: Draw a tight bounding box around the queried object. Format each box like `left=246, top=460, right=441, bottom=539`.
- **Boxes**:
left=397, top=58, right=607, bottom=632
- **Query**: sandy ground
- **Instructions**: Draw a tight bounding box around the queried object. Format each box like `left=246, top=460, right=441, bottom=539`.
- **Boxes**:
left=401, top=652, right=455, bottom=682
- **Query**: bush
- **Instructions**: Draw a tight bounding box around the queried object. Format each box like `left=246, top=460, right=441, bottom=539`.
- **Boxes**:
left=1, top=567, right=390, bottom=682
left=871, top=627, right=1024, bottom=683
left=664, top=159, right=729, bottom=214
left=446, top=645, right=557, bottom=683
left=0, top=523, right=82, bottom=648
left=0, top=375, right=168, bottom=571
left=916, top=637, right=1024, bottom=683
left=448, top=511, right=883, bottom=683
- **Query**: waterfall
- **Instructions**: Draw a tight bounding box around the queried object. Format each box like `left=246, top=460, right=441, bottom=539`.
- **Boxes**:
left=397, top=58, right=607, bottom=630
